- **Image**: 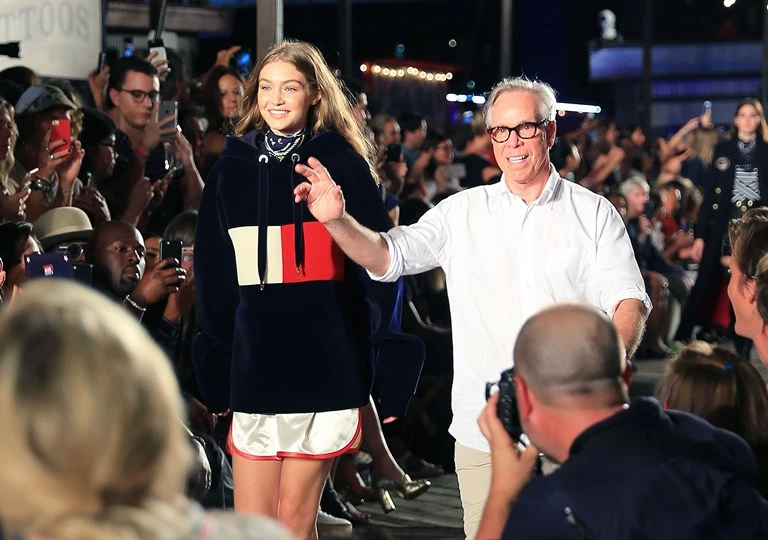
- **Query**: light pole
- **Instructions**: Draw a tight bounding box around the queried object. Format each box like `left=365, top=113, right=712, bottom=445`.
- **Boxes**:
left=257, top=0, right=283, bottom=62
left=500, top=0, right=513, bottom=78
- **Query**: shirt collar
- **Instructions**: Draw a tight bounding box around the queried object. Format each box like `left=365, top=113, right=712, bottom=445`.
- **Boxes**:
left=492, top=165, right=562, bottom=211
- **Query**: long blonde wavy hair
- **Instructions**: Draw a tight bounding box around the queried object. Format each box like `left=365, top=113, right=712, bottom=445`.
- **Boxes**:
left=0, top=98, right=18, bottom=191
left=0, top=280, right=194, bottom=540
left=235, top=39, right=378, bottom=183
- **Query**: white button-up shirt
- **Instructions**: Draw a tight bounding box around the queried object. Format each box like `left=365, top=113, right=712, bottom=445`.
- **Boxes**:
left=371, top=166, right=650, bottom=452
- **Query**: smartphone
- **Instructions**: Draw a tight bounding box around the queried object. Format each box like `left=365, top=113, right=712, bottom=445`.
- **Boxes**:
left=148, top=38, right=167, bottom=65
left=50, top=119, right=71, bottom=154
left=181, top=246, right=194, bottom=273
left=160, top=239, right=183, bottom=265
left=643, top=201, right=655, bottom=219
left=702, top=101, right=712, bottom=115
left=72, top=263, right=93, bottom=286
left=158, top=100, right=178, bottom=142
left=122, top=36, right=135, bottom=58
left=231, top=48, right=253, bottom=78
left=97, top=51, right=107, bottom=73
left=25, top=253, right=74, bottom=280
left=385, top=143, right=402, bottom=163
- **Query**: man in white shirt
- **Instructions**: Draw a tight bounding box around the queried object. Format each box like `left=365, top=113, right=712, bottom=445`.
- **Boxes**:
left=293, top=76, right=650, bottom=539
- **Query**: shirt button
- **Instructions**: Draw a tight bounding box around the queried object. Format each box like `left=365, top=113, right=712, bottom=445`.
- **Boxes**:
left=713, top=203, right=718, bottom=210
left=715, top=187, right=721, bottom=194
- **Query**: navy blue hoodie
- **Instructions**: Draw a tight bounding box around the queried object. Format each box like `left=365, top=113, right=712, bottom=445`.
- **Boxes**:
left=503, top=398, right=768, bottom=539
left=192, top=129, right=424, bottom=416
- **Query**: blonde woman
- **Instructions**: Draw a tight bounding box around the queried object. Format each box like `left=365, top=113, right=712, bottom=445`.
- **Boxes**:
left=193, top=40, right=423, bottom=538
left=0, top=280, right=291, bottom=539
left=0, top=98, right=31, bottom=220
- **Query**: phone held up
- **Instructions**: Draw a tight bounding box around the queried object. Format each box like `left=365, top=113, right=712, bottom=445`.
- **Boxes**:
left=231, top=48, right=253, bottom=79
left=50, top=118, right=72, bottom=155
left=160, top=239, right=183, bottom=266
left=97, top=51, right=107, bottom=73
left=122, top=36, right=135, bottom=58
left=158, top=100, right=178, bottom=142
left=148, top=38, right=168, bottom=65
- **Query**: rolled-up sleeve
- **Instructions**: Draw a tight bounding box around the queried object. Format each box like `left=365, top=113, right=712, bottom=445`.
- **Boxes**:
left=593, top=201, right=652, bottom=317
left=368, top=204, right=451, bottom=282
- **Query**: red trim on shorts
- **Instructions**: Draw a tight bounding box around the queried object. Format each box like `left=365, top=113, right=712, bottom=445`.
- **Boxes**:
left=226, top=409, right=362, bottom=461
left=227, top=426, right=281, bottom=461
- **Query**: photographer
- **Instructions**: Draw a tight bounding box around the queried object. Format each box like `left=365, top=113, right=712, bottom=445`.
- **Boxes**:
left=476, top=303, right=768, bottom=539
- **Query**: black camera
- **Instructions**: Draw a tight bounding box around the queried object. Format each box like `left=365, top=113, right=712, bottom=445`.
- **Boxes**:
left=486, top=367, right=526, bottom=445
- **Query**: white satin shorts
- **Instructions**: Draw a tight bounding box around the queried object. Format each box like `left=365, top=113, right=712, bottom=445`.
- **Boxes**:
left=228, top=408, right=362, bottom=461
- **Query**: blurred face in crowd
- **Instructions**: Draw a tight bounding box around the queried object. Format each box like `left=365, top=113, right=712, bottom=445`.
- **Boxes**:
left=433, top=138, right=454, bottom=166
left=0, top=106, right=13, bottom=162
left=735, top=104, right=761, bottom=141
left=408, top=119, right=428, bottom=147
left=382, top=120, right=401, bottom=145
left=603, top=122, right=619, bottom=145
left=144, top=236, right=161, bottom=275
left=728, top=250, right=758, bottom=339
left=4, top=236, right=40, bottom=294
left=93, top=222, right=146, bottom=298
left=662, top=187, right=681, bottom=217
left=257, top=61, right=319, bottom=136
left=489, top=90, right=556, bottom=191
left=110, top=70, right=160, bottom=130
left=91, top=134, right=117, bottom=182
left=631, top=127, right=646, bottom=148
left=218, top=73, right=244, bottom=120
left=625, top=186, right=648, bottom=218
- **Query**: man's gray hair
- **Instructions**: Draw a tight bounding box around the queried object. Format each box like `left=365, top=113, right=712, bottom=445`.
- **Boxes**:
left=483, top=76, right=558, bottom=128
left=619, top=176, right=650, bottom=198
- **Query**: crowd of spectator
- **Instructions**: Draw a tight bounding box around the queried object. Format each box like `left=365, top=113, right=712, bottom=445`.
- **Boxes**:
left=3, top=27, right=768, bottom=540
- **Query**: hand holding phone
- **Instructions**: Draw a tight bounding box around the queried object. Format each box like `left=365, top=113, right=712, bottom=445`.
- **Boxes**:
left=148, top=38, right=167, bottom=65
left=181, top=246, right=194, bottom=273
left=50, top=119, right=71, bottom=155
left=97, top=51, right=107, bottom=73
left=160, top=239, right=183, bottom=265
left=158, top=100, right=178, bottom=142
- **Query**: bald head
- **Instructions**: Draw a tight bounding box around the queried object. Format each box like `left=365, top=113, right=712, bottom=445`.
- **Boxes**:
left=515, top=303, right=625, bottom=399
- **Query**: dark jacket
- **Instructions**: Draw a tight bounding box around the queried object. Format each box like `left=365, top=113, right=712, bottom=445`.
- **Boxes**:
left=503, top=398, right=768, bottom=539
left=677, top=138, right=768, bottom=339
left=192, top=129, right=424, bottom=417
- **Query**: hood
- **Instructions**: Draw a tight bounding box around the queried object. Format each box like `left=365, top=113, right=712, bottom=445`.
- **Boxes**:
left=219, top=128, right=354, bottom=164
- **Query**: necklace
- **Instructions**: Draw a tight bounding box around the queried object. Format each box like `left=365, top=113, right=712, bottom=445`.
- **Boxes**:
left=265, top=128, right=307, bottom=161
left=738, top=138, right=757, bottom=155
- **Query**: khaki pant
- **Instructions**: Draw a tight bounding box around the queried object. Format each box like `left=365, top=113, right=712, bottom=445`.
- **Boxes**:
left=455, top=442, right=492, bottom=540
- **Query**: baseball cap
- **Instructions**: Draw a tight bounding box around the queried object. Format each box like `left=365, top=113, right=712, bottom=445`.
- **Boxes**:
left=15, top=85, right=76, bottom=116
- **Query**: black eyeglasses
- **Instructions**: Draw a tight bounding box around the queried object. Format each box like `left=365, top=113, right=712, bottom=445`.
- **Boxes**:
left=118, top=89, right=160, bottom=102
left=487, top=119, right=549, bottom=143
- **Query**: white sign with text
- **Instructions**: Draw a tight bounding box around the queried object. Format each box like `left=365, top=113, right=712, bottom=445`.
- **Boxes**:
left=0, top=0, right=102, bottom=80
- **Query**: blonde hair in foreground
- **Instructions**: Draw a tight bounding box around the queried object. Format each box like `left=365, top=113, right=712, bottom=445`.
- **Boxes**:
left=0, top=280, right=193, bottom=539
left=236, top=39, right=379, bottom=183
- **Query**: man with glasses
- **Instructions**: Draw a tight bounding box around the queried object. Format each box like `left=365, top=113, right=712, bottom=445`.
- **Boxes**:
left=107, top=56, right=203, bottom=235
left=292, top=76, right=649, bottom=539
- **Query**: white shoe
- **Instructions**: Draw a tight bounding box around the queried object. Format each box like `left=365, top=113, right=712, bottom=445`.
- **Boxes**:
left=316, top=509, right=353, bottom=537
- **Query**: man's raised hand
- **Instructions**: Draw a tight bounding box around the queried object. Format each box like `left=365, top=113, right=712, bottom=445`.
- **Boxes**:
left=293, top=157, right=345, bottom=223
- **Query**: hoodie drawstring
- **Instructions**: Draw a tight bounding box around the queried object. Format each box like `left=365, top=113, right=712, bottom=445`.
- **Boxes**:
left=257, top=154, right=269, bottom=290
left=291, top=153, right=304, bottom=274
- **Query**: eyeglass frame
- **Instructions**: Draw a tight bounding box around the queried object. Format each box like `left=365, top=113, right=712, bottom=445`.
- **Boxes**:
left=117, top=88, right=160, bottom=103
left=487, top=119, right=550, bottom=144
